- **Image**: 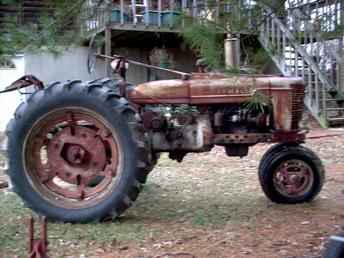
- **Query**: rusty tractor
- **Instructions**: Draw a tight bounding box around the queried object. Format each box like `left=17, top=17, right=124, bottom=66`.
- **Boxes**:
left=3, top=56, right=324, bottom=222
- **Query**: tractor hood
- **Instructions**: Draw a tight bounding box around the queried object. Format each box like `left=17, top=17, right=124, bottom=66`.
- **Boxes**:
left=128, top=74, right=304, bottom=105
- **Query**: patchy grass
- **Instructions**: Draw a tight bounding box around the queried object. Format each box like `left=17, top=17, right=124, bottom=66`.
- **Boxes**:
left=1, top=136, right=344, bottom=257
left=0, top=191, right=157, bottom=257
left=0, top=193, right=29, bottom=257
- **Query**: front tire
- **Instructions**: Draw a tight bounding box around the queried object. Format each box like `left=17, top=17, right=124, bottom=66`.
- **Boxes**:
left=6, top=80, right=152, bottom=222
left=258, top=144, right=325, bottom=204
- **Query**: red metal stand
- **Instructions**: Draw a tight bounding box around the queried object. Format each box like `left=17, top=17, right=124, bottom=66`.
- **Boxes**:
left=28, top=216, right=48, bottom=258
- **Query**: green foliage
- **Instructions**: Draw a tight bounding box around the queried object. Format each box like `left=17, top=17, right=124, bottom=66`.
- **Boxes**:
left=181, top=18, right=225, bottom=69
left=261, top=0, right=288, bottom=15
left=0, top=0, right=86, bottom=57
left=242, top=92, right=272, bottom=113
left=192, top=209, right=207, bottom=226
left=179, top=1, right=264, bottom=71
left=0, top=0, right=20, bottom=4
left=180, top=0, right=290, bottom=71
left=318, top=114, right=329, bottom=128
left=243, top=47, right=271, bottom=73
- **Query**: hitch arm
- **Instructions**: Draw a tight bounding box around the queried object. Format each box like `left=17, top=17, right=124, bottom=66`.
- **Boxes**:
left=0, top=75, right=44, bottom=94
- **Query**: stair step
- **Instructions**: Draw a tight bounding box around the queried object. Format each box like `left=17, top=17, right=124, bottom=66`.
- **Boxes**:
left=327, top=117, right=344, bottom=123
left=286, top=65, right=310, bottom=69
left=326, top=98, right=344, bottom=102
left=130, top=4, right=146, bottom=7
left=326, top=108, right=344, bottom=111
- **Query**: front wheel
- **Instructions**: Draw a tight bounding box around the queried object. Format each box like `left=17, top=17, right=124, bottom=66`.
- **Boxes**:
left=258, top=144, right=325, bottom=204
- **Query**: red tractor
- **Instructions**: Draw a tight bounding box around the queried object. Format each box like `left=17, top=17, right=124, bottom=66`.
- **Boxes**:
left=2, top=57, right=324, bottom=222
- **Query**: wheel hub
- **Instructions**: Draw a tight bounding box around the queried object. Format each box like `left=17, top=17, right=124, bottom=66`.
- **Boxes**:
left=274, top=160, right=313, bottom=197
left=65, top=145, right=86, bottom=165
left=47, top=126, right=107, bottom=185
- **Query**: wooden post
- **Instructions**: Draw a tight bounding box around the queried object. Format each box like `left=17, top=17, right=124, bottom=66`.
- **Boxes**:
left=215, top=0, right=220, bottom=24
left=282, top=32, right=286, bottom=67
left=105, top=26, right=112, bottom=77
left=131, top=0, right=137, bottom=24
left=158, top=0, right=162, bottom=27
left=145, top=0, right=149, bottom=26
left=181, top=0, right=186, bottom=27
left=339, top=0, right=344, bottom=92
left=169, top=0, right=174, bottom=27
left=120, top=0, right=124, bottom=24
left=193, top=0, right=197, bottom=18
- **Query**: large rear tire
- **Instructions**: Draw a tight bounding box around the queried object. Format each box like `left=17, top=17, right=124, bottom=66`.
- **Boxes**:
left=6, top=79, right=153, bottom=222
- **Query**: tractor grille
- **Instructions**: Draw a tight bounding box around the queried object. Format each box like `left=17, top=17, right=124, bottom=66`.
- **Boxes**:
left=290, top=84, right=305, bottom=130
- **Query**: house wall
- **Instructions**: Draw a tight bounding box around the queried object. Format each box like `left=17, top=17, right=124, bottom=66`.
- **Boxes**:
left=25, top=47, right=107, bottom=84
left=0, top=48, right=106, bottom=131
left=25, top=46, right=196, bottom=86
left=0, top=56, right=25, bottom=131
left=115, top=47, right=197, bottom=85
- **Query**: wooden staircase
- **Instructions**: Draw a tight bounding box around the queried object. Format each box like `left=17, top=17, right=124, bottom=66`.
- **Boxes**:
left=258, top=1, right=344, bottom=127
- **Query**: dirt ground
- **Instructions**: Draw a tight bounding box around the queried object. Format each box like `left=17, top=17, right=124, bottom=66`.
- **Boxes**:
left=1, top=130, right=344, bottom=258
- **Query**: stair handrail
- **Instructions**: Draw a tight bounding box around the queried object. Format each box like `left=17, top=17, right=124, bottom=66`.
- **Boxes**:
left=286, top=2, right=344, bottom=94
left=262, top=6, right=336, bottom=92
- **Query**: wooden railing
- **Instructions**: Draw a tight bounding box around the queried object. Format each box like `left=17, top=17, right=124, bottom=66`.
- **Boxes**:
left=80, top=0, right=258, bottom=34
left=80, top=6, right=109, bottom=35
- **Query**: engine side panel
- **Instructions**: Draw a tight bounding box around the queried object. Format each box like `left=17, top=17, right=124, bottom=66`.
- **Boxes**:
left=129, top=75, right=305, bottom=131
left=151, top=114, right=213, bottom=152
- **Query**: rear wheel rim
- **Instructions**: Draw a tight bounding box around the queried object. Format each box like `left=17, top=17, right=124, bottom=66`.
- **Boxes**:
left=24, top=108, right=122, bottom=209
left=273, top=159, right=314, bottom=198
